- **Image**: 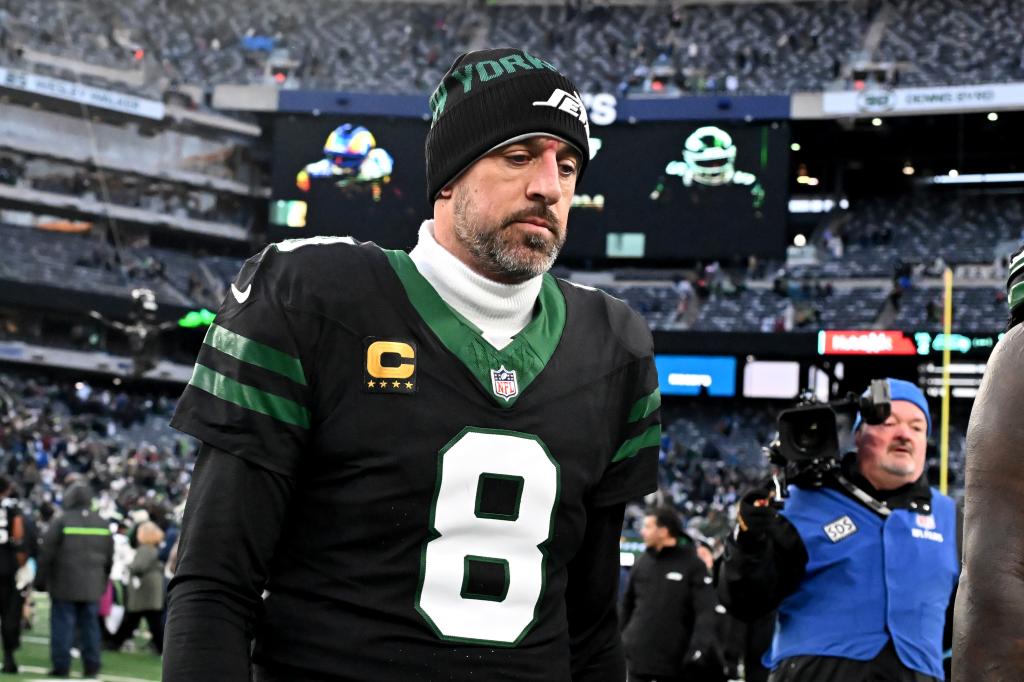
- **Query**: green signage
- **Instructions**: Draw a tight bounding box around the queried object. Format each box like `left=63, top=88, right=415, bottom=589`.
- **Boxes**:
left=178, top=309, right=216, bottom=329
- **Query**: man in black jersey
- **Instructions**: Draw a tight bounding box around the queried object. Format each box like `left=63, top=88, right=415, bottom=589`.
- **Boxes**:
left=163, top=47, right=661, bottom=682
left=953, top=247, right=1024, bottom=679
left=0, top=477, right=26, bottom=674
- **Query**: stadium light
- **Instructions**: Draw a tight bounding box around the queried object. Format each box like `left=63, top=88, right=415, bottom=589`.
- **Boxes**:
left=794, top=234, right=807, bottom=247
left=871, top=117, right=883, bottom=127
left=948, top=169, right=959, bottom=178
left=928, top=171, right=1024, bottom=185
left=987, top=112, right=999, bottom=122
left=902, top=163, right=915, bottom=176
left=791, top=142, right=801, bottom=152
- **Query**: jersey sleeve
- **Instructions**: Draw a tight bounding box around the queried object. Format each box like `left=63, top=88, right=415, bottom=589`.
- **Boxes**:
left=170, top=245, right=316, bottom=477
left=591, top=343, right=661, bottom=508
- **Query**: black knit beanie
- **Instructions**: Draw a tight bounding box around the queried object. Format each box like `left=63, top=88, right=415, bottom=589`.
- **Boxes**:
left=425, top=47, right=590, bottom=204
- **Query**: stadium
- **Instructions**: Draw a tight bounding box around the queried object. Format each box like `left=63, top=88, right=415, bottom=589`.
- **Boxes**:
left=0, top=0, right=1016, bottom=679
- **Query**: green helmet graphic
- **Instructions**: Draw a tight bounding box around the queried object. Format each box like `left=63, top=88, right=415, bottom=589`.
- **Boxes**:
left=682, top=126, right=737, bottom=186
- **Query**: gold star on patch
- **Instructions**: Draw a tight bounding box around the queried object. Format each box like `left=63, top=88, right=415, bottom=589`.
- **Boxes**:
left=405, top=381, right=414, bottom=390
left=392, top=380, right=401, bottom=388
left=367, top=380, right=376, bottom=388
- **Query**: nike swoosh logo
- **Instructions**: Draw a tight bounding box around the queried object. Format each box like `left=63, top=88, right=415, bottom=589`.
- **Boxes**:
left=231, top=282, right=251, bottom=304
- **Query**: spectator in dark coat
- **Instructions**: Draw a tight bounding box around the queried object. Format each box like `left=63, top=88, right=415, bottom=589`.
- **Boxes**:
left=112, top=521, right=165, bottom=653
left=35, top=482, right=113, bottom=678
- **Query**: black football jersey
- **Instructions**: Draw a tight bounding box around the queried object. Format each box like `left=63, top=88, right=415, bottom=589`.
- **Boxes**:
left=170, top=236, right=660, bottom=680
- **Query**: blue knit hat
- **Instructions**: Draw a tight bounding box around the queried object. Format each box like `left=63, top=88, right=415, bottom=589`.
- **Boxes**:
left=852, top=378, right=931, bottom=436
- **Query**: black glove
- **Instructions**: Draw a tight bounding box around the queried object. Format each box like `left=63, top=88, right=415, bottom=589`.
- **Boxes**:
left=681, top=643, right=728, bottom=682
left=735, top=489, right=778, bottom=543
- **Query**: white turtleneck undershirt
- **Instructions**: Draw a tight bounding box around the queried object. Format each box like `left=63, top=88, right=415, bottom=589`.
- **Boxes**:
left=408, top=220, right=542, bottom=351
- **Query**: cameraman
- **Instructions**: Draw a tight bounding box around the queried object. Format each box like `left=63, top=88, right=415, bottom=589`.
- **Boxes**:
left=718, top=378, right=959, bottom=682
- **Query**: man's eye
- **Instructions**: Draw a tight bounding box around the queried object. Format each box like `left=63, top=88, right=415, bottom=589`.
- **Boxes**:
left=506, top=153, right=531, bottom=164
left=559, top=162, right=578, bottom=176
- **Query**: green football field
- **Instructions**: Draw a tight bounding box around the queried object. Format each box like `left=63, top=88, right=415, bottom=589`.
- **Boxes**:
left=7, top=593, right=162, bottom=681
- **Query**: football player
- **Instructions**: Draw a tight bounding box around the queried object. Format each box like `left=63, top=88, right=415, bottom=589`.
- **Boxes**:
left=954, top=246, right=1024, bottom=679
left=163, top=48, right=660, bottom=682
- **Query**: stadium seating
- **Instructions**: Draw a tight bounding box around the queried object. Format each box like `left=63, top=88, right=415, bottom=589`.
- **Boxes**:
left=0, top=222, right=244, bottom=310
left=876, top=0, right=1024, bottom=87
left=892, top=285, right=1006, bottom=333
left=2, top=0, right=1022, bottom=98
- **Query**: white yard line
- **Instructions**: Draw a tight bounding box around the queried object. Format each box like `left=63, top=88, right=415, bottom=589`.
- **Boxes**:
left=20, top=663, right=159, bottom=682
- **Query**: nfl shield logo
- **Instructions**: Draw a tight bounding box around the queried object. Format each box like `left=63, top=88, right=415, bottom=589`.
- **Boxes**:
left=916, top=514, right=936, bottom=530
left=490, top=366, right=519, bottom=401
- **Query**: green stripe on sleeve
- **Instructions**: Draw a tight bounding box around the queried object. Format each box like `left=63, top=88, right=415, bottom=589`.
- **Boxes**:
left=611, top=424, right=662, bottom=463
left=1011, top=281, right=1024, bottom=311
left=190, top=363, right=310, bottom=429
left=204, top=324, right=307, bottom=386
left=63, top=527, right=111, bottom=536
left=627, top=389, right=661, bottom=423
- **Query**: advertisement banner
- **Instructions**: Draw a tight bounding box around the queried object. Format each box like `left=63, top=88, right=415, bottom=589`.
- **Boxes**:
left=823, top=82, right=1024, bottom=116
left=818, top=330, right=918, bottom=356
left=0, top=67, right=165, bottom=120
left=654, top=355, right=737, bottom=397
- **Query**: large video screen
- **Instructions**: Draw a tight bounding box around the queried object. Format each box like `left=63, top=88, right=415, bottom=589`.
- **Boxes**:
left=269, top=115, right=789, bottom=261
left=566, top=120, right=789, bottom=261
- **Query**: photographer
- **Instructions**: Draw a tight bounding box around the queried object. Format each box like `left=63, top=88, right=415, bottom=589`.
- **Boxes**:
left=718, top=378, right=959, bottom=682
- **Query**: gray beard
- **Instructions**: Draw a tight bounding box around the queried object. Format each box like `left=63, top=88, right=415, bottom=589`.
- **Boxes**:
left=452, top=191, right=563, bottom=282
left=880, top=461, right=916, bottom=477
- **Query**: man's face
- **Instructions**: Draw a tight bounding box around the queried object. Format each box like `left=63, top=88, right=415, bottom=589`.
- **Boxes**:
left=439, top=136, right=580, bottom=284
left=641, top=515, right=668, bottom=550
left=855, top=399, right=928, bottom=490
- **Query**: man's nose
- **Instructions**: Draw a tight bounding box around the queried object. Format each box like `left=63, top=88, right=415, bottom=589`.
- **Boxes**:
left=526, top=149, right=563, bottom=205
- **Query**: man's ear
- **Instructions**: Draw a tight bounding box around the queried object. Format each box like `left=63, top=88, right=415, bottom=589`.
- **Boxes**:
left=438, top=186, right=453, bottom=199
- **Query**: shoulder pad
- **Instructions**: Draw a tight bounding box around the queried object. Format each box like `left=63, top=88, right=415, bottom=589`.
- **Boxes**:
left=233, top=235, right=375, bottom=295
left=559, top=279, right=653, bottom=358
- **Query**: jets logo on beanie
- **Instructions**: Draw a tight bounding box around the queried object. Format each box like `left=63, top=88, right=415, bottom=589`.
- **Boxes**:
left=424, top=47, right=591, bottom=204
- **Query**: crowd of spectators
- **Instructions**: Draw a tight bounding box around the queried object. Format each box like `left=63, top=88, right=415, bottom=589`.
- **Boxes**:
left=793, top=193, right=1024, bottom=280
left=1, top=0, right=1022, bottom=100
left=0, top=371, right=191, bottom=521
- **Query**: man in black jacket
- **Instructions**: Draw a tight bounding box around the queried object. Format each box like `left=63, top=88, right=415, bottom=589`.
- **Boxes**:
left=0, top=477, right=27, bottom=673
left=35, top=482, right=113, bottom=678
left=620, top=508, right=718, bottom=682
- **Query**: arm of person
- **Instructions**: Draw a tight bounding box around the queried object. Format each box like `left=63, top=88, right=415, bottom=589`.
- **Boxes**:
left=11, top=514, right=26, bottom=567
left=953, top=324, right=1024, bottom=679
left=33, top=519, right=61, bottom=591
left=163, top=244, right=316, bottom=681
left=618, top=544, right=636, bottom=631
left=683, top=558, right=720, bottom=664
left=569, top=306, right=660, bottom=681
left=717, top=493, right=807, bottom=622
left=566, top=502, right=628, bottom=682
left=162, top=445, right=294, bottom=682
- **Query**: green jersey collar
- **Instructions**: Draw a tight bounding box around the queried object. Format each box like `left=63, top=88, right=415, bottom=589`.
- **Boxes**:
left=385, top=249, right=565, bottom=407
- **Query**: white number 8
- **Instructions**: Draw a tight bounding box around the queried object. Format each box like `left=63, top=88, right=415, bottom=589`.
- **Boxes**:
left=416, top=428, right=559, bottom=646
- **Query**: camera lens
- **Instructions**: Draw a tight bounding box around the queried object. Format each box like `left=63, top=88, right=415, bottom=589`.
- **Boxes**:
left=795, top=421, right=822, bottom=451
